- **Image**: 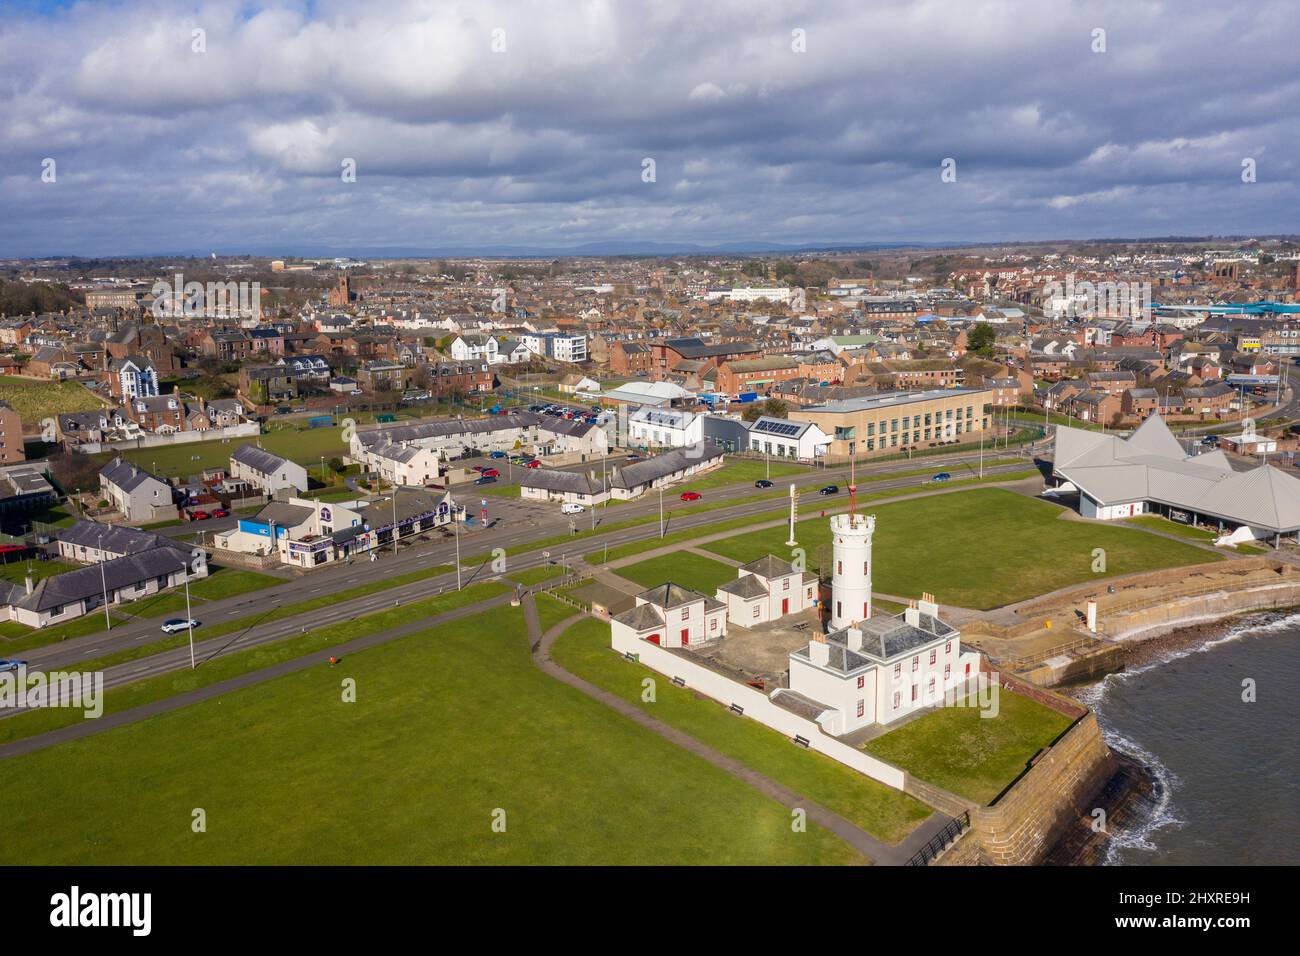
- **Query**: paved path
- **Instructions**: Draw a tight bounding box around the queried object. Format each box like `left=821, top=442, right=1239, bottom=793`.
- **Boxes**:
left=0, top=591, right=517, bottom=760
left=523, top=594, right=952, bottom=865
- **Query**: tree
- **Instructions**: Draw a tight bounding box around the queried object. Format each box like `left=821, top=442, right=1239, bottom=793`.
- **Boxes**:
left=968, top=322, right=997, bottom=358
left=741, top=398, right=789, bottom=422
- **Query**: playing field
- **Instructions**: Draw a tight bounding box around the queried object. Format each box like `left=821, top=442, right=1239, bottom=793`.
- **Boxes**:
left=0, top=604, right=864, bottom=864
left=95, top=424, right=349, bottom=482
left=701, top=487, right=1218, bottom=609
left=0, top=376, right=105, bottom=423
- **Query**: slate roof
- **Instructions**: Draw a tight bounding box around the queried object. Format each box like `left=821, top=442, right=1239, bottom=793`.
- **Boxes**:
left=610, top=443, right=724, bottom=490
left=99, top=457, right=167, bottom=494
left=58, top=519, right=185, bottom=558
left=231, top=443, right=293, bottom=476
left=9, top=546, right=189, bottom=613
left=739, top=554, right=797, bottom=579
left=635, top=582, right=710, bottom=610
left=717, top=574, right=769, bottom=599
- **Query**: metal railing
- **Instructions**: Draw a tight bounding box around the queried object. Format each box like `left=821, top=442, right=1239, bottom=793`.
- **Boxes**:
left=905, top=811, right=970, bottom=866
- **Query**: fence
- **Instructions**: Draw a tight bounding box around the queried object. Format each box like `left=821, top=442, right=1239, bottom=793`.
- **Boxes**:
left=905, top=812, right=970, bottom=866
left=610, top=627, right=907, bottom=790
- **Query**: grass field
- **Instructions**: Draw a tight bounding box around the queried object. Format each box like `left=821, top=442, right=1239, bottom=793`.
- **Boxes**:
left=551, top=616, right=931, bottom=843
left=0, top=376, right=105, bottom=422
left=701, top=487, right=1217, bottom=609
left=1122, top=514, right=1218, bottom=542
left=507, top=564, right=566, bottom=587
left=615, top=551, right=739, bottom=596
left=96, top=424, right=349, bottom=481
left=678, top=459, right=808, bottom=491
left=186, top=567, right=281, bottom=601
left=0, top=604, right=863, bottom=864
left=864, top=689, right=1075, bottom=804
left=0, top=558, right=78, bottom=585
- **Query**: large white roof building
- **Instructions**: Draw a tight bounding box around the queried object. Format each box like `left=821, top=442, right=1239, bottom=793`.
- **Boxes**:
left=1052, top=414, right=1300, bottom=540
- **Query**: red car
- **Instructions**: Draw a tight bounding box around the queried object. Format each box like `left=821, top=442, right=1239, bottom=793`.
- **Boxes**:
left=524, top=459, right=542, bottom=468
left=679, top=491, right=702, bottom=502
left=481, top=468, right=500, bottom=478
left=211, top=508, right=230, bottom=518
left=190, top=510, right=211, bottom=521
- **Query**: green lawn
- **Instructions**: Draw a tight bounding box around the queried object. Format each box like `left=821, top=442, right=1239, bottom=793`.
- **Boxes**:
left=701, top=487, right=1217, bottom=610
left=534, top=592, right=577, bottom=634
left=97, top=425, right=349, bottom=481
left=864, top=689, right=1075, bottom=804
left=0, top=604, right=862, bottom=865
left=0, top=558, right=78, bottom=585
left=187, top=567, right=282, bottom=601
left=0, top=611, right=122, bottom=652
left=551, top=617, right=931, bottom=844
left=680, top=459, right=808, bottom=491
left=508, top=564, right=566, bottom=587
left=1122, top=514, right=1217, bottom=542
left=0, top=376, right=105, bottom=421
left=615, top=551, right=739, bottom=596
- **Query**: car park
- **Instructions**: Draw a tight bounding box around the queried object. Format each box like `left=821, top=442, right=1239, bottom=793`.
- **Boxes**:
left=560, top=502, right=585, bottom=515
left=160, top=619, right=199, bottom=634
left=755, top=479, right=773, bottom=488
left=818, top=485, right=839, bottom=495
left=680, top=491, right=702, bottom=501
left=475, top=475, right=498, bottom=485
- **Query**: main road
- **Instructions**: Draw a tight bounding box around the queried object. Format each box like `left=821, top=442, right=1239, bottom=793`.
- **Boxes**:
left=14, top=447, right=1039, bottom=684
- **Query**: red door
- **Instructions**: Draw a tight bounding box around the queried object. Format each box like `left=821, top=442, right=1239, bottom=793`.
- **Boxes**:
left=781, top=598, right=789, bottom=615
left=680, top=628, right=690, bottom=646
left=647, top=634, right=660, bottom=645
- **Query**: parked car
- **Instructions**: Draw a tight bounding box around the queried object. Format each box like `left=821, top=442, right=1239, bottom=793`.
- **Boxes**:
left=472, top=465, right=488, bottom=472
left=160, top=619, right=199, bottom=634
left=489, top=450, right=508, bottom=459
left=755, top=479, right=773, bottom=489
left=474, top=475, right=498, bottom=485
left=680, top=491, right=702, bottom=501
left=625, top=452, right=642, bottom=461
left=560, top=502, right=585, bottom=515
left=481, top=468, right=500, bottom=478
left=0, top=658, right=27, bottom=672
left=931, top=472, right=952, bottom=483
left=211, top=508, right=230, bottom=518
left=818, top=485, right=839, bottom=495
left=189, top=510, right=211, bottom=521
left=524, top=459, right=542, bottom=468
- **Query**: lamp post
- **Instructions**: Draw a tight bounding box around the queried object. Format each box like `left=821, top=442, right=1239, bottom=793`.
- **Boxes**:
left=658, top=485, right=664, bottom=539
left=98, top=532, right=111, bottom=630
left=184, top=569, right=196, bottom=670
left=454, top=506, right=462, bottom=591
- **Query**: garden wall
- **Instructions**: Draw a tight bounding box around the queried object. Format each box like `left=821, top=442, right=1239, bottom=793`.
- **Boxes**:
left=609, top=628, right=907, bottom=790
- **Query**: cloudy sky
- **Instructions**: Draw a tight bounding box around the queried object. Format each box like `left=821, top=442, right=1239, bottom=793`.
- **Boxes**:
left=1, top=0, right=1298, bottom=257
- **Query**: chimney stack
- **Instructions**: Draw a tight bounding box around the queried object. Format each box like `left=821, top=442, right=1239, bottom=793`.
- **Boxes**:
left=904, top=599, right=921, bottom=627
left=808, top=633, right=830, bottom=666
left=918, top=592, right=939, bottom=618
left=847, top=627, right=863, bottom=652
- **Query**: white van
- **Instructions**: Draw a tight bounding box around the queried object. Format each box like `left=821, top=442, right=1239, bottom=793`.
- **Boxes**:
left=560, top=502, right=585, bottom=515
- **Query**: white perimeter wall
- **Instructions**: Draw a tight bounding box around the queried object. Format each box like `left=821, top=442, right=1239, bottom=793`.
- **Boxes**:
left=610, top=626, right=907, bottom=790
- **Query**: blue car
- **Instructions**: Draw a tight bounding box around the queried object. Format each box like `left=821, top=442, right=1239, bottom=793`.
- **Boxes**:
left=475, top=475, right=498, bottom=485
left=0, top=658, right=28, bottom=672
left=488, top=451, right=508, bottom=459
left=931, top=472, right=952, bottom=482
